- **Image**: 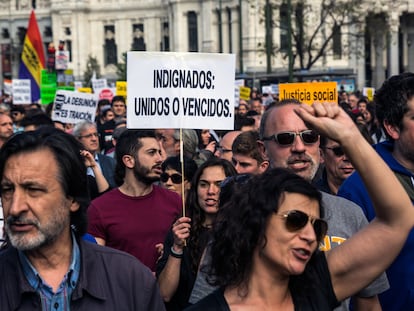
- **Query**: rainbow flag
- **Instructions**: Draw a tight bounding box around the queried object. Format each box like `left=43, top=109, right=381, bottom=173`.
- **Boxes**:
left=18, top=10, right=46, bottom=103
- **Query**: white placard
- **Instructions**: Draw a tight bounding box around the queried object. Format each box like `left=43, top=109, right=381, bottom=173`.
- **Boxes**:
left=3, top=80, right=12, bottom=96
left=55, top=50, right=70, bottom=70
left=127, top=52, right=236, bottom=130
left=52, top=90, right=98, bottom=124
left=12, top=79, right=31, bottom=104
left=74, top=81, right=83, bottom=90
left=235, top=79, right=245, bottom=87
left=92, top=78, right=108, bottom=92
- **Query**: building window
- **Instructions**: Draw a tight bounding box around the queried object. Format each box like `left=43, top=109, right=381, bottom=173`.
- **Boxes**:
left=280, top=3, right=288, bottom=52
left=161, top=22, right=169, bottom=51
left=66, top=40, right=72, bottom=62
left=104, top=25, right=117, bottom=65
left=188, top=11, right=198, bottom=52
left=227, top=7, right=232, bottom=53
left=132, top=24, right=146, bottom=51
left=333, top=24, right=341, bottom=59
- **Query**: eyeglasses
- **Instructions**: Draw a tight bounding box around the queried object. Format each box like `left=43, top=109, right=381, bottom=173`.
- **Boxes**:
left=220, top=173, right=252, bottom=189
left=325, top=146, right=345, bottom=157
left=160, top=172, right=183, bottom=184
left=276, top=210, right=328, bottom=242
left=216, top=146, right=232, bottom=154
left=78, top=132, right=99, bottom=139
left=262, top=130, right=319, bottom=146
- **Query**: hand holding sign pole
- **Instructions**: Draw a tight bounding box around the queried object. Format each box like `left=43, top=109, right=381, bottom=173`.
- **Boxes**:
left=127, top=51, right=236, bottom=221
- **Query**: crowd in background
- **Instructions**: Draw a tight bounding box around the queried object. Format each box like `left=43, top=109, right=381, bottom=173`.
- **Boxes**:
left=0, top=74, right=413, bottom=311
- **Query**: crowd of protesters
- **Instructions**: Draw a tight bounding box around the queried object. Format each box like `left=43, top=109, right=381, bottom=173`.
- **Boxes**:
left=0, top=73, right=413, bottom=310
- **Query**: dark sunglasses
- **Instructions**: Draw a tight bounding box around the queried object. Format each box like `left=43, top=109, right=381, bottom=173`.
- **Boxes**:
left=160, top=172, right=183, bottom=184
left=276, top=210, right=328, bottom=242
left=220, top=173, right=252, bottom=189
left=262, top=130, right=319, bottom=146
left=325, top=146, right=345, bottom=157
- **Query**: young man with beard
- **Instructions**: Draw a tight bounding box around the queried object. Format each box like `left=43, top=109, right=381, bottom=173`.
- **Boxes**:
left=88, top=129, right=182, bottom=272
left=0, top=128, right=165, bottom=310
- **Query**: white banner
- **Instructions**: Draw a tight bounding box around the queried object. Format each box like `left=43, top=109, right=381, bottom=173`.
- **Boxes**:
left=52, top=90, right=98, bottom=124
left=92, top=78, right=108, bottom=92
left=127, top=52, right=236, bottom=130
left=12, top=79, right=31, bottom=105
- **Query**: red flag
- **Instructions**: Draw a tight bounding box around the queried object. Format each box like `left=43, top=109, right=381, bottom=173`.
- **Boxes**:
left=18, top=10, right=46, bottom=103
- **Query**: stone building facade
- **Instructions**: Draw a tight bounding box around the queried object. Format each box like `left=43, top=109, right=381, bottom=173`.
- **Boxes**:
left=0, top=0, right=413, bottom=91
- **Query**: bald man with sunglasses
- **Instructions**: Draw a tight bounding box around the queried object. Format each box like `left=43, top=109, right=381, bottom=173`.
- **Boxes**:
left=257, top=100, right=388, bottom=311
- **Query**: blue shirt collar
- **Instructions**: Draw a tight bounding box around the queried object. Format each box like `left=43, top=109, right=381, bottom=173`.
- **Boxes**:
left=18, top=231, right=81, bottom=292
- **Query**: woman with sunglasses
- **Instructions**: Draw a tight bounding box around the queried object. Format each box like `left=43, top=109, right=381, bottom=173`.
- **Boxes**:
left=157, top=157, right=236, bottom=310
left=186, top=102, right=414, bottom=311
left=160, top=156, right=198, bottom=198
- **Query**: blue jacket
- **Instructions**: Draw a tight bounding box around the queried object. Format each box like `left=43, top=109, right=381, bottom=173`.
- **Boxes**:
left=338, top=141, right=414, bottom=311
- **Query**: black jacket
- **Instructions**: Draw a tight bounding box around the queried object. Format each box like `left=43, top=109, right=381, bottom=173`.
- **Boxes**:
left=0, top=239, right=165, bottom=310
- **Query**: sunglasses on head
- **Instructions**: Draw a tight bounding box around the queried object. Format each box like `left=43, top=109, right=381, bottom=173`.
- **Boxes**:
left=325, top=146, right=345, bottom=157
left=262, top=130, right=319, bottom=146
left=160, top=172, right=183, bottom=184
left=276, top=210, right=328, bottom=242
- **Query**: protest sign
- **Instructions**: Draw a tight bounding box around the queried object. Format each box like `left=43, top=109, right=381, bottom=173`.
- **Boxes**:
left=239, top=86, right=251, bottom=101
left=92, top=78, right=107, bottom=92
left=95, top=87, right=116, bottom=101
left=279, top=81, right=338, bottom=105
left=51, top=90, right=98, bottom=124
left=55, top=50, right=69, bottom=70
left=3, top=79, right=12, bottom=96
left=12, top=79, right=31, bottom=104
left=127, top=52, right=235, bottom=130
left=116, top=81, right=127, bottom=98
left=363, top=87, right=375, bottom=102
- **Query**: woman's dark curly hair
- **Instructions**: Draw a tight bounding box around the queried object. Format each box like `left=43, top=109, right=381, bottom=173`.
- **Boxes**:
left=207, top=168, right=323, bottom=291
left=185, top=157, right=236, bottom=274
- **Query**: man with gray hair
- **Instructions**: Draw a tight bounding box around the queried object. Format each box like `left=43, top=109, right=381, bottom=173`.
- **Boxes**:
left=73, top=120, right=116, bottom=188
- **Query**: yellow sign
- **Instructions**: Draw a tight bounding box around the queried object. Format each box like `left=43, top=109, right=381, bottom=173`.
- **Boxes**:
left=116, top=81, right=127, bottom=97
left=363, top=87, right=375, bottom=102
left=239, top=86, right=251, bottom=101
left=78, top=87, right=92, bottom=93
left=279, top=81, right=338, bottom=105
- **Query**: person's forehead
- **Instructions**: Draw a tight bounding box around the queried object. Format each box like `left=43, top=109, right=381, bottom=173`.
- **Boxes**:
left=113, top=101, right=125, bottom=106
left=81, top=126, right=97, bottom=134
left=221, top=132, right=238, bottom=147
left=0, top=115, right=12, bottom=123
left=233, top=153, right=257, bottom=164
left=139, top=137, right=160, bottom=149
left=199, top=166, right=225, bottom=180
left=267, top=105, right=307, bottom=132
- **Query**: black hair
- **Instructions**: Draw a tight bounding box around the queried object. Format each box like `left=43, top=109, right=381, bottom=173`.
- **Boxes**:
left=208, top=168, right=322, bottom=291
left=114, top=129, right=157, bottom=186
left=375, top=72, right=414, bottom=140
left=20, top=110, right=54, bottom=129
left=161, top=155, right=198, bottom=182
left=0, top=128, right=89, bottom=238
left=111, top=95, right=126, bottom=106
left=185, top=157, right=237, bottom=275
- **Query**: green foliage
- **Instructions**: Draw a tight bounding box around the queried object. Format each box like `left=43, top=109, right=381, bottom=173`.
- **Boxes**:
left=83, top=55, right=101, bottom=87
left=116, top=52, right=127, bottom=81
